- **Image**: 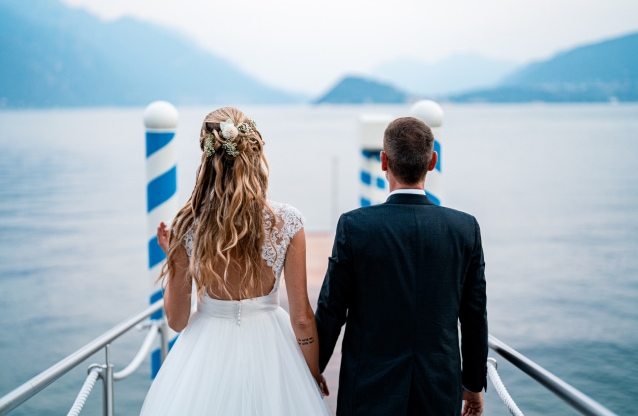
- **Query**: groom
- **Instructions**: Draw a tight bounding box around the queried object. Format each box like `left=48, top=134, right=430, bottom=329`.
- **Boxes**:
left=315, top=117, right=488, bottom=415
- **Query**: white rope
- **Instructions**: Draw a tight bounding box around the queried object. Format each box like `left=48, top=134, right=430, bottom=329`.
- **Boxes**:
left=114, top=323, right=159, bottom=380
left=67, top=367, right=101, bottom=416
left=487, top=358, right=524, bottom=416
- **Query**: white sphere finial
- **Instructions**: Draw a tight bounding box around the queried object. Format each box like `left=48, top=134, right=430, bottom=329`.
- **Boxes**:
left=409, top=100, right=444, bottom=128
left=144, top=101, right=179, bottom=130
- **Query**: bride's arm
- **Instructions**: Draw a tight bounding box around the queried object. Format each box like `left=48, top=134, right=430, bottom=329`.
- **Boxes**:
left=284, top=228, right=327, bottom=393
left=164, top=245, right=191, bottom=332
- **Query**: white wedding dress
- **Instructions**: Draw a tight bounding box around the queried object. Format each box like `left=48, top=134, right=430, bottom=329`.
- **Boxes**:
left=140, top=202, right=331, bottom=415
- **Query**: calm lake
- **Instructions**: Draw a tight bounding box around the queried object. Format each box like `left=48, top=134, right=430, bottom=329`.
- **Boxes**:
left=1, top=103, right=637, bottom=415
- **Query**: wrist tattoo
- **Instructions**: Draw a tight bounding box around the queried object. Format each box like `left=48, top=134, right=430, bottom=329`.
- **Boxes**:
left=297, top=337, right=315, bottom=345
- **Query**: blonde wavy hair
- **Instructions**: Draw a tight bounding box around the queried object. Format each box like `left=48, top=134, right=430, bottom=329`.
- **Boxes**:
left=160, top=107, right=275, bottom=300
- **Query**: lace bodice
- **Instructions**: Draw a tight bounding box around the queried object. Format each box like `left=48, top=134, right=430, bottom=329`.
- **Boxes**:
left=183, top=201, right=305, bottom=292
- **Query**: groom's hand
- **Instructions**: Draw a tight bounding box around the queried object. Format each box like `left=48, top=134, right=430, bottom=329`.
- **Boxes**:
left=462, top=390, right=483, bottom=415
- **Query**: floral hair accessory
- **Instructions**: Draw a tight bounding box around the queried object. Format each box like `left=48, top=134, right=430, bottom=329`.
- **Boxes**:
left=220, top=119, right=239, bottom=140
left=236, top=122, right=251, bottom=134
left=222, top=141, right=240, bottom=157
left=204, top=135, right=215, bottom=157
left=205, top=117, right=258, bottom=159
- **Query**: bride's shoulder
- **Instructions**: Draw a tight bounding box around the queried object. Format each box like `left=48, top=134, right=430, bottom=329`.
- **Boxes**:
left=267, top=200, right=302, bottom=216
left=266, top=201, right=306, bottom=231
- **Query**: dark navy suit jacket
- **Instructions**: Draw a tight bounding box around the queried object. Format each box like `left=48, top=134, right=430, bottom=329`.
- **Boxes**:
left=315, top=193, right=488, bottom=416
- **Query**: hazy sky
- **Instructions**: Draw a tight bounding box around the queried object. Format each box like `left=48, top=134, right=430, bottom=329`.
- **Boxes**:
left=61, top=0, right=638, bottom=95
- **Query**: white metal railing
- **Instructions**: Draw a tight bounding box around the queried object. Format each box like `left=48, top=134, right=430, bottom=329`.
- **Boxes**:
left=0, top=300, right=168, bottom=416
left=0, top=304, right=620, bottom=416
left=487, top=335, right=618, bottom=416
left=65, top=322, right=161, bottom=416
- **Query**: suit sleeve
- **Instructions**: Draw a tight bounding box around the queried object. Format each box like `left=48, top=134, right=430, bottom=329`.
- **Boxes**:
left=459, top=217, right=488, bottom=392
left=315, top=214, right=354, bottom=373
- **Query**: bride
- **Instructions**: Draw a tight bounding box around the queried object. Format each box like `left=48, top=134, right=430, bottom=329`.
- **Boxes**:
left=140, top=107, right=331, bottom=415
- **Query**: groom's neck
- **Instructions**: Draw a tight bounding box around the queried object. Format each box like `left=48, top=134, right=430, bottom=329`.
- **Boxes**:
left=387, top=170, right=425, bottom=193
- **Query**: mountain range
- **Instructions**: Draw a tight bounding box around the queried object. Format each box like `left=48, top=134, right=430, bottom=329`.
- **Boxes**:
left=450, top=32, right=638, bottom=102
left=318, top=32, right=638, bottom=104
left=2, top=0, right=637, bottom=107
left=0, top=0, right=301, bottom=107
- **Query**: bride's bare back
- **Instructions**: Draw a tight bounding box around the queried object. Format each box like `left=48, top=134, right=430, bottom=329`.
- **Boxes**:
left=184, top=202, right=305, bottom=301
left=205, top=257, right=275, bottom=300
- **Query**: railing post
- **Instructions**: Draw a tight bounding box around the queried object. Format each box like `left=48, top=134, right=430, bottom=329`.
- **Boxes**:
left=102, top=345, right=114, bottom=416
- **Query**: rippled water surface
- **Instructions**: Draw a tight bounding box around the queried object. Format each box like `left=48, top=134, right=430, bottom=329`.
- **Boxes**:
left=1, top=104, right=637, bottom=415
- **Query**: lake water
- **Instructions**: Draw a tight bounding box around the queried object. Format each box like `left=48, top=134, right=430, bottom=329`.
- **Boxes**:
left=1, top=104, right=637, bottom=415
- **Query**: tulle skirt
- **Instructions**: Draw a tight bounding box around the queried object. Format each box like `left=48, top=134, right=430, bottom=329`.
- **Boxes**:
left=140, top=291, right=331, bottom=415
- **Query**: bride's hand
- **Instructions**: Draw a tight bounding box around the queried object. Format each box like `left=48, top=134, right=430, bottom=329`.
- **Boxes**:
left=157, top=222, right=170, bottom=253
left=315, top=374, right=329, bottom=397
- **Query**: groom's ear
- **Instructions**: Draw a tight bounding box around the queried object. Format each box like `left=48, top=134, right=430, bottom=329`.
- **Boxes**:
left=428, top=151, right=438, bottom=172
left=381, top=151, right=388, bottom=171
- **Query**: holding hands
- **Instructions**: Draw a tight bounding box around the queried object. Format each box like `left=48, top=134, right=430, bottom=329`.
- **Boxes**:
left=315, top=374, right=329, bottom=397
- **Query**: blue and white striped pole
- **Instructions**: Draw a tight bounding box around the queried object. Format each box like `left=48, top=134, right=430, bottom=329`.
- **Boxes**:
left=143, top=101, right=179, bottom=378
left=359, top=101, right=444, bottom=207
left=409, top=100, right=444, bottom=206
left=359, top=114, right=393, bottom=206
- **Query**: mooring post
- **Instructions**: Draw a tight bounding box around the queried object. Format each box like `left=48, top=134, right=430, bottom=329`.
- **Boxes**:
left=409, top=100, right=444, bottom=205
left=359, top=114, right=393, bottom=207
left=143, top=101, right=179, bottom=377
left=358, top=101, right=444, bottom=207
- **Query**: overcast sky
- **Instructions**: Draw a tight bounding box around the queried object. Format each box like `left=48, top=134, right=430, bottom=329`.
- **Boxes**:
left=61, top=0, right=638, bottom=96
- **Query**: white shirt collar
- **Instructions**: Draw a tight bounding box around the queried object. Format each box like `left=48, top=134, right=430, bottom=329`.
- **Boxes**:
left=388, top=189, right=425, bottom=197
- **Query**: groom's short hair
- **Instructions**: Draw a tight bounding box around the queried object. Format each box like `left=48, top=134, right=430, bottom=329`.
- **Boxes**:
left=383, top=117, right=434, bottom=185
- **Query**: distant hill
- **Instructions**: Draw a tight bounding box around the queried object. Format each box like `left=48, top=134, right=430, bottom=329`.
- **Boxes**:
left=450, top=33, right=638, bottom=102
left=0, top=0, right=301, bottom=108
left=314, top=76, right=409, bottom=104
left=370, top=53, right=519, bottom=96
